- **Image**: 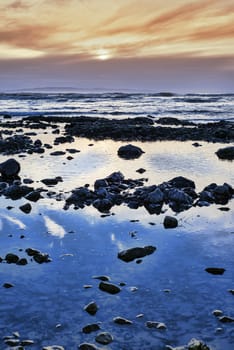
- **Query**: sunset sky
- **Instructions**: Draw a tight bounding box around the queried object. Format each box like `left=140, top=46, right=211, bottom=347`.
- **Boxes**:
left=0, top=0, right=234, bottom=92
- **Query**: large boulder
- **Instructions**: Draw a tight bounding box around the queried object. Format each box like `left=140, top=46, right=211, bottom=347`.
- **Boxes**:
left=216, top=146, right=234, bottom=160
left=0, top=158, right=20, bottom=178
left=117, top=144, right=144, bottom=159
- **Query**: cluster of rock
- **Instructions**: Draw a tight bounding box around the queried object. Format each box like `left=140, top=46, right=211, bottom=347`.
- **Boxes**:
left=65, top=171, right=233, bottom=214
left=0, top=248, right=51, bottom=266
left=63, top=116, right=234, bottom=142
left=0, top=159, right=233, bottom=217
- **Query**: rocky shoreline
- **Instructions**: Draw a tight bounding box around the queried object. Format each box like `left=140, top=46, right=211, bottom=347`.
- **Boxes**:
left=0, top=115, right=234, bottom=145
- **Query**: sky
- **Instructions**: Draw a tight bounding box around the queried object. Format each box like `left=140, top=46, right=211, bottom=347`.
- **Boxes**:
left=0, top=0, right=234, bottom=92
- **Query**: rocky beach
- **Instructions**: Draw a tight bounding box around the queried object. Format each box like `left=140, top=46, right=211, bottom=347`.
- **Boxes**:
left=0, top=94, right=233, bottom=350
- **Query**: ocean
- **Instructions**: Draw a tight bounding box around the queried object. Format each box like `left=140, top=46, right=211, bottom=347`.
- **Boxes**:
left=0, top=92, right=234, bottom=123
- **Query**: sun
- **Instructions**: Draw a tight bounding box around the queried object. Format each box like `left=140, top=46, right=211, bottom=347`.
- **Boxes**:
left=96, top=48, right=111, bottom=61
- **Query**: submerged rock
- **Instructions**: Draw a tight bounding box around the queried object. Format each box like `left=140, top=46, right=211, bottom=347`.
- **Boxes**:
left=95, top=332, right=113, bottom=345
left=82, top=323, right=101, bottom=334
left=117, top=144, right=144, bottom=159
left=146, top=321, right=167, bottom=330
left=118, top=246, right=156, bottom=262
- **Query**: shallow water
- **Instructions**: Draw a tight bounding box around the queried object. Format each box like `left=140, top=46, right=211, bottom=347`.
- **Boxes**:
left=0, top=131, right=233, bottom=349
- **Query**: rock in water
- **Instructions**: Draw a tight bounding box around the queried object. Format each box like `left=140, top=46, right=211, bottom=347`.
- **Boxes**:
left=84, top=302, right=99, bottom=315
left=117, top=144, right=144, bottom=159
left=95, top=332, right=113, bottom=345
left=216, top=146, right=234, bottom=160
left=118, top=245, right=156, bottom=262
left=205, top=267, right=226, bottom=275
left=0, top=158, right=20, bottom=178
left=163, top=216, right=178, bottom=228
left=19, top=203, right=32, bottom=214
left=99, top=281, right=121, bottom=294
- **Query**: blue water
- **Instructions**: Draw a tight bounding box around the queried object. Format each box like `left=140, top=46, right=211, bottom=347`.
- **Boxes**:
left=0, top=92, right=234, bottom=123
left=0, top=92, right=233, bottom=349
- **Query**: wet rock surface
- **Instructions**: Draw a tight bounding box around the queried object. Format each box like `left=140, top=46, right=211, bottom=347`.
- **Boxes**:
left=118, top=245, right=156, bottom=262
left=99, top=281, right=121, bottom=294
left=216, top=146, right=234, bottom=160
left=117, top=144, right=144, bottom=159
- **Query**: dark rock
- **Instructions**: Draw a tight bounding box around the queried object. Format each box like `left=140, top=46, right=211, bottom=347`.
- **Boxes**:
left=136, top=168, right=146, bottom=174
left=95, top=332, right=113, bottom=345
left=21, top=339, right=35, bottom=346
left=163, top=216, right=178, bottom=229
left=82, top=323, right=101, bottom=334
left=4, top=338, right=20, bottom=346
left=3, top=282, right=14, bottom=288
left=146, top=187, right=164, bottom=203
left=118, top=245, right=156, bottom=262
left=3, top=184, right=34, bottom=200
left=50, top=151, right=66, bottom=156
left=41, top=177, right=63, bottom=186
left=0, top=158, right=20, bottom=178
left=216, top=146, right=234, bottom=160
left=146, top=321, right=167, bottom=330
left=33, top=253, right=51, bottom=264
left=54, top=135, right=74, bottom=145
left=99, top=281, right=121, bottom=294
left=79, top=343, right=100, bottom=350
left=19, top=203, right=32, bottom=214
left=168, top=176, right=195, bottom=189
left=25, top=248, right=40, bottom=256
left=118, top=144, right=144, bottom=159
left=25, top=190, right=42, bottom=202
left=84, top=301, right=99, bottom=315
left=5, top=253, right=19, bottom=264
left=93, top=198, right=113, bottom=213
left=219, top=315, right=234, bottom=323
left=228, top=289, right=234, bottom=295
left=205, top=267, right=226, bottom=275
left=113, top=317, right=133, bottom=325
left=16, top=258, right=28, bottom=266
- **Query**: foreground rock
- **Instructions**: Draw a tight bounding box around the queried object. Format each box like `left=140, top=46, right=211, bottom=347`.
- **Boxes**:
left=117, top=144, right=144, bottom=159
left=0, top=158, right=20, bottom=179
left=65, top=171, right=233, bottom=214
left=118, top=246, right=156, bottom=262
left=216, top=146, right=234, bottom=160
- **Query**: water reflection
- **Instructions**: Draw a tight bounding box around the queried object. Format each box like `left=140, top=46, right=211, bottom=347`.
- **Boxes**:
left=43, top=215, right=66, bottom=238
